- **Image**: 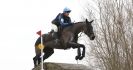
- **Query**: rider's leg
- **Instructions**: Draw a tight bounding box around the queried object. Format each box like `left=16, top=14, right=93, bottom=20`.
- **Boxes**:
left=51, top=24, right=58, bottom=32
left=51, top=24, right=59, bottom=42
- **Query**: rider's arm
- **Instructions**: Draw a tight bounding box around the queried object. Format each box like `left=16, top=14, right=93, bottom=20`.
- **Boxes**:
left=59, top=18, right=69, bottom=27
left=58, top=14, right=72, bottom=27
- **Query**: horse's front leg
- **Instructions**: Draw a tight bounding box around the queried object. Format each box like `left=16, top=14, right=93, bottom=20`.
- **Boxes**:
left=78, top=44, right=85, bottom=60
left=75, top=47, right=81, bottom=60
left=67, top=42, right=85, bottom=60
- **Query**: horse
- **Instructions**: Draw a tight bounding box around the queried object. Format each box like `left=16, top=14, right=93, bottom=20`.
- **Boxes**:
left=33, top=19, right=95, bottom=67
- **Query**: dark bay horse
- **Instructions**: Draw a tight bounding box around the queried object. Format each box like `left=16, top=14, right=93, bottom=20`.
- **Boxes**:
left=33, top=19, right=95, bottom=67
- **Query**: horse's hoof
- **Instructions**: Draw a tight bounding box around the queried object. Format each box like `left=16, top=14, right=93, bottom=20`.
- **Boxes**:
left=79, top=56, right=84, bottom=60
left=75, top=56, right=80, bottom=60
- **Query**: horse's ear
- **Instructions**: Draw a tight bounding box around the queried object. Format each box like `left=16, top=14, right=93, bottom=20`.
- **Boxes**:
left=85, top=19, right=88, bottom=22
left=89, top=20, right=94, bottom=23
left=86, top=19, right=94, bottom=24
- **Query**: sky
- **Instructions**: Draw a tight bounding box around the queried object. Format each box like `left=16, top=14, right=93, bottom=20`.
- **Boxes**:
left=0, top=0, right=94, bottom=70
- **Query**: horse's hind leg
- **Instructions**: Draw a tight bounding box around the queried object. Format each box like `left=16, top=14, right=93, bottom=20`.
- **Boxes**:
left=43, top=47, right=54, bottom=61
left=33, top=53, right=41, bottom=67
left=33, top=56, right=37, bottom=67
left=35, top=49, right=53, bottom=66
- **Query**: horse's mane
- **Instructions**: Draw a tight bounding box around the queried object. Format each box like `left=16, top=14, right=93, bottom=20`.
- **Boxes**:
left=73, top=21, right=85, bottom=24
left=63, top=21, right=86, bottom=32
left=71, top=21, right=85, bottom=28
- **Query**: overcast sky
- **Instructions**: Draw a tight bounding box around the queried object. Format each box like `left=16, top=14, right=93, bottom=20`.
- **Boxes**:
left=0, top=0, right=94, bottom=70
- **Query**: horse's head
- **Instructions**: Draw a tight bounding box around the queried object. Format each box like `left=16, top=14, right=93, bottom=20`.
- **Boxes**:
left=83, top=19, right=95, bottom=40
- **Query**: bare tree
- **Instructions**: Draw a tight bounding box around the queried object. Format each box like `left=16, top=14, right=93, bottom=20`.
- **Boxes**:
left=82, top=0, right=133, bottom=70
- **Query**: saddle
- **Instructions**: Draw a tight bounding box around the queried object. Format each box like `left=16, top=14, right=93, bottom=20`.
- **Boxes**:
left=42, top=29, right=61, bottom=42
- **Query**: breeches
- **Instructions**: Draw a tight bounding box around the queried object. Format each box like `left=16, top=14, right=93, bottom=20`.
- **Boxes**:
left=51, top=24, right=58, bottom=32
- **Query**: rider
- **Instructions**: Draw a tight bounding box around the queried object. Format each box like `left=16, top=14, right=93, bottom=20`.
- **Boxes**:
left=51, top=7, right=73, bottom=40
